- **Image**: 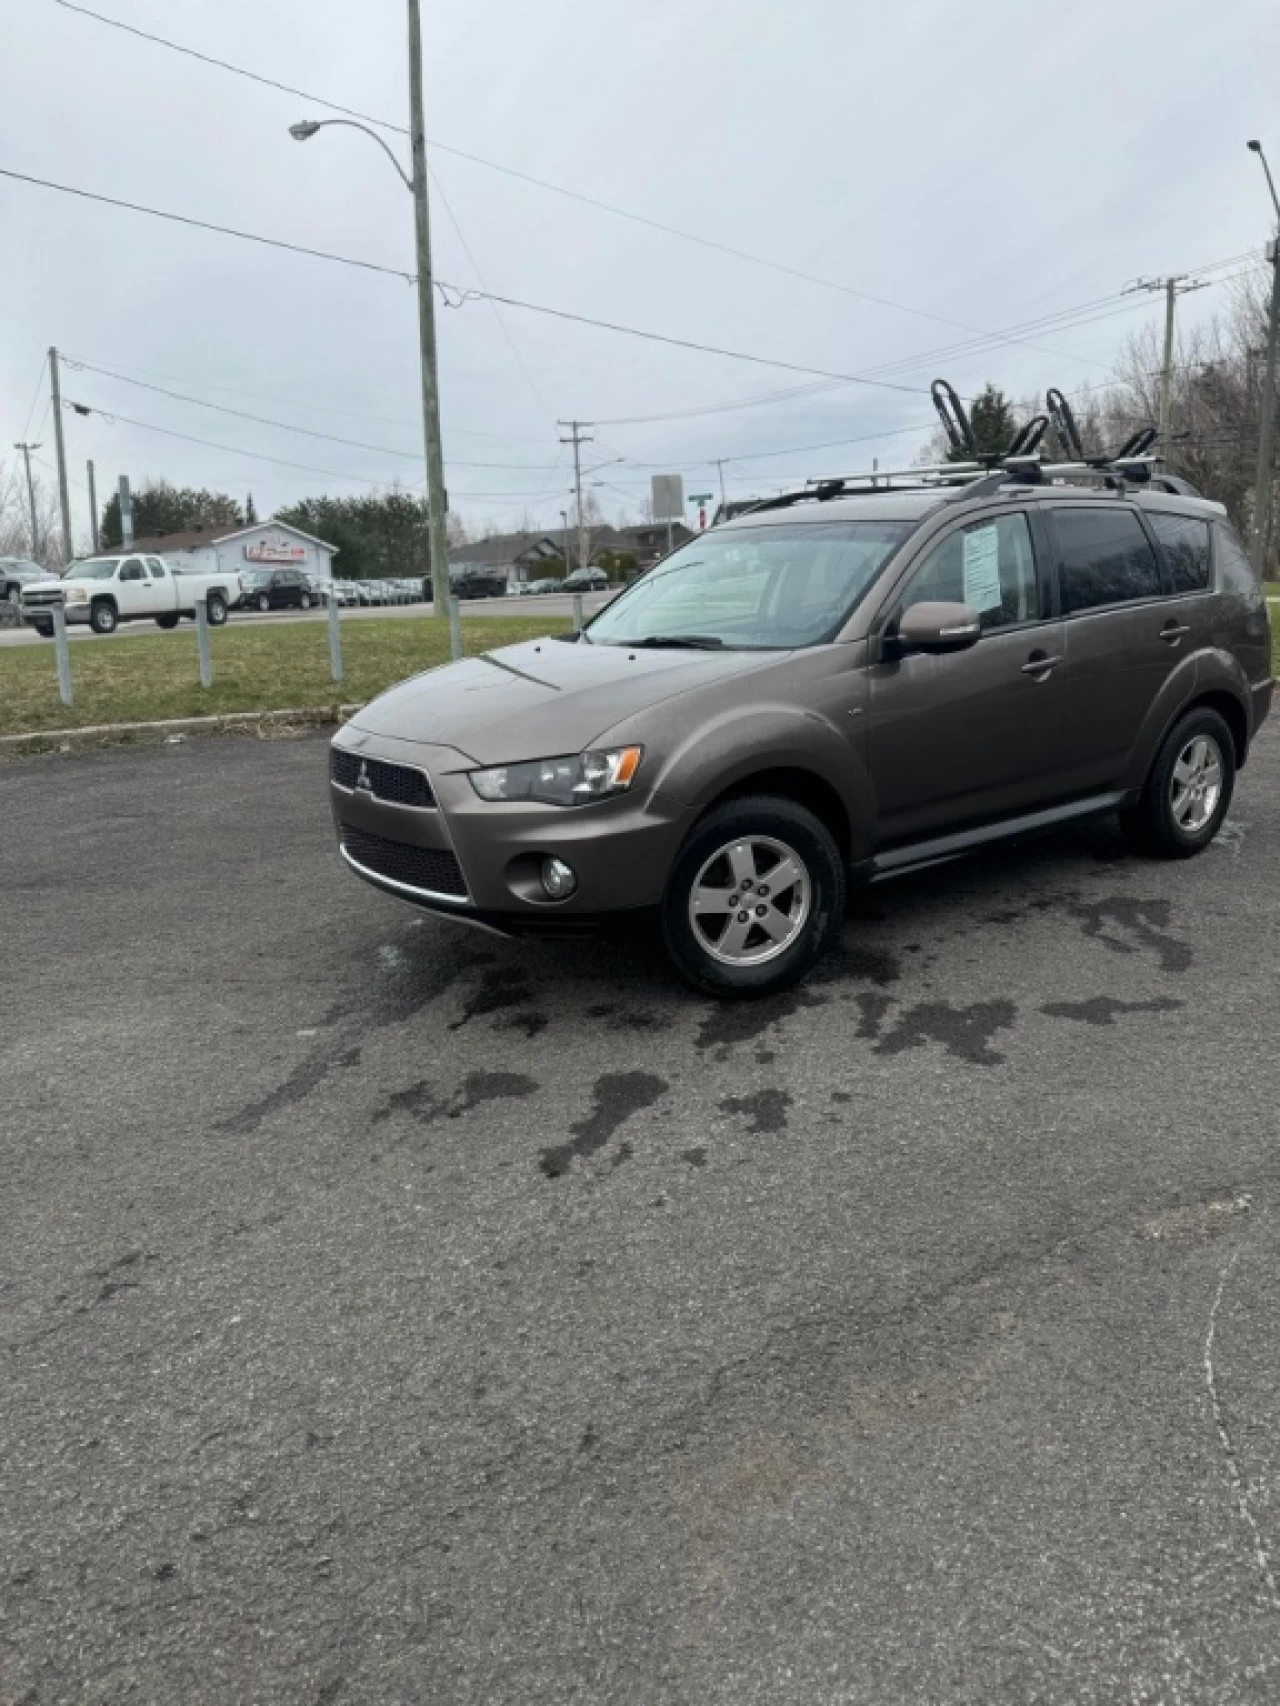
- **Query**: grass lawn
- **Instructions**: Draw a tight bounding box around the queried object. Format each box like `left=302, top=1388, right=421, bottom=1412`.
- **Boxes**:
left=0, top=614, right=571, bottom=736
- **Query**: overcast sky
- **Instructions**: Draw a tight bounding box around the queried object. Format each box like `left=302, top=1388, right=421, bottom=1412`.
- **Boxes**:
left=3, top=0, right=1277, bottom=546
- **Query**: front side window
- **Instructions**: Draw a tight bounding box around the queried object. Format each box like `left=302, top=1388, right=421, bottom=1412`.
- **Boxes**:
left=1051, top=507, right=1162, bottom=614
left=585, top=520, right=911, bottom=650
left=68, top=559, right=123, bottom=581
left=119, top=558, right=147, bottom=583
left=901, top=511, right=1039, bottom=631
left=1148, top=513, right=1211, bottom=593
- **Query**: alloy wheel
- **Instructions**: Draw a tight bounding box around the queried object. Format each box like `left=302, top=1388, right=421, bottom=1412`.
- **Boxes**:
left=688, top=835, right=811, bottom=966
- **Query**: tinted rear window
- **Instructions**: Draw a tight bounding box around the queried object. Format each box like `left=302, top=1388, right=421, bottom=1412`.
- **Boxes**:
left=1050, top=508, right=1162, bottom=614
left=1148, top=513, right=1212, bottom=593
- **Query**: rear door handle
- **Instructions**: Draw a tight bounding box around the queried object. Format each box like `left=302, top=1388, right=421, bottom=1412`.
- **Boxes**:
left=1021, top=652, right=1063, bottom=677
left=1160, top=622, right=1191, bottom=645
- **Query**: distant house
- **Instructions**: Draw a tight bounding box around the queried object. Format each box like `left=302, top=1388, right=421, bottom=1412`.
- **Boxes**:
left=118, top=519, right=339, bottom=583
left=449, top=520, right=700, bottom=587
left=448, top=531, right=566, bottom=585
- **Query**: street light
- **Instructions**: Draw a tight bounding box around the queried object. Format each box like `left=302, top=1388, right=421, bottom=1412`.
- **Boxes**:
left=287, top=1, right=454, bottom=644
left=1246, top=140, right=1280, bottom=580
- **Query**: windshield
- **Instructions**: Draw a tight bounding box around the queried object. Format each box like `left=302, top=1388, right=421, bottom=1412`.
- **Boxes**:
left=68, top=559, right=122, bottom=580
left=585, top=520, right=911, bottom=650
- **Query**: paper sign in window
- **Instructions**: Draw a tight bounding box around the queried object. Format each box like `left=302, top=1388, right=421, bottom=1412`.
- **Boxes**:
left=962, top=525, right=1002, bottom=612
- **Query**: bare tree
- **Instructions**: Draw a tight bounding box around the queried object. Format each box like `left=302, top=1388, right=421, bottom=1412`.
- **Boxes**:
left=0, top=462, right=66, bottom=568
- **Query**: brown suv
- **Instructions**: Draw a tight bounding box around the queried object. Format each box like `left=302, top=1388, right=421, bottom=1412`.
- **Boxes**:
left=330, top=464, right=1272, bottom=997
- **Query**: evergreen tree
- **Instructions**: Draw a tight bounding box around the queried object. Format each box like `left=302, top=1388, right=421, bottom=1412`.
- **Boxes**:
left=245, top=493, right=258, bottom=526
left=949, top=385, right=1018, bottom=461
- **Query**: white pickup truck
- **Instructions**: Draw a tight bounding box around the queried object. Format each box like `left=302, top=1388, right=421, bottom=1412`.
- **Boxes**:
left=20, top=553, right=243, bottom=636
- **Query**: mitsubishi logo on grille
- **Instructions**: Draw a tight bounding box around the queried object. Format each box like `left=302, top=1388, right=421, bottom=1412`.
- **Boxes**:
left=355, top=761, right=374, bottom=792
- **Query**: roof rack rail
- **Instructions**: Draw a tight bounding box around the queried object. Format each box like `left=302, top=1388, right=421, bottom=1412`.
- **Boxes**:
left=734, top=380, right=1201, bottom=517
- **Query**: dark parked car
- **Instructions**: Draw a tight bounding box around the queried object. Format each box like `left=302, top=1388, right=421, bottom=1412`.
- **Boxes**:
left=563, top=566, right=609, bottom=591
left=240, top=568, right=318, bottom=612
left=450, top=569, right=507, bottom=601
left=0, top=558, right=47, bottom=604
left=330, top=426, right=1272, bottom=996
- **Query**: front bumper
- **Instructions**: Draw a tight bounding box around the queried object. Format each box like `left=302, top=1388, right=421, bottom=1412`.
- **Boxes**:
left=329, top=724, right=693, bottom=932
left=21, top=602, right=91, bottom=627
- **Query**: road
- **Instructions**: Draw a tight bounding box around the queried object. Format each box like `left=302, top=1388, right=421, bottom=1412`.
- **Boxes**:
left=4, top=728, right=1280, bottom=1704
left=0, top=590, right=614, bottom=647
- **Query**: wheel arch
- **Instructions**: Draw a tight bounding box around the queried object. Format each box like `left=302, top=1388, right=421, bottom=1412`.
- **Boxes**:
left=700, top=766, right=854, bottom=863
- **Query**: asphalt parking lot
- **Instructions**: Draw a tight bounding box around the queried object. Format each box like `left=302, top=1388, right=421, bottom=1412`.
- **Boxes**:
left=4, top=727, right=1280, bottom=1704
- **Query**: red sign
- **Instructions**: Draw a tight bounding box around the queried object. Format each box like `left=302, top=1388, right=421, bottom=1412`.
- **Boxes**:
left=245, top=536, right=307, bottom=563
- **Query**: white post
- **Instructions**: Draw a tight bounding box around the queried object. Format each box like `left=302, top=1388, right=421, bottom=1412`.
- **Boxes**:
left=328, top=586, right=343, bottom=683
left=572, top=591, right=584, bottom=633
left=195, top=597, right=213, bottom=689
left=51, top=603, right=73, bottom=706
left=448, top=591, right=462, bottom=661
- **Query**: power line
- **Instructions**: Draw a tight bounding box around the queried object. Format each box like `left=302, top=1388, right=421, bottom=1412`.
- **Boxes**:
left=439, top=285, right=927, bottom=394
left=61, top=357, right=561, bottom=469
left=0, top=166, right=415, bottom=281
left=42, top=0, right=1135, bottom=367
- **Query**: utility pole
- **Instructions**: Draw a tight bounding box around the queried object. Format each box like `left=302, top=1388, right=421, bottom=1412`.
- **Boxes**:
left=406, top=0, right=453, bottom=624
left=13, top=441, right=41, bottom=559
left=1249, top=237, right=1280, bottom=580
left=560, top=508, right=571, bottom=573
left=714, top=458, right=728, bottom=520
left=48, top=348, right=74, bottom=565
left=558, top=420, right=593, bottom=571
left=1247, top=143, right=1280, bottom=580
left=118, top=475, right=134, bottom=547
left=1123, top=277, right=1208, bottom=469
left=86, top=460, right=99, bottom=552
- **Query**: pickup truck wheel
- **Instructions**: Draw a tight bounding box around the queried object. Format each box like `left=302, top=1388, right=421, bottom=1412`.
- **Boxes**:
left=1120, top=707, right=1235, bottom=859
left=299, top=591, right=312, bottom=610
left=155, top=614, right=180, bottom=630
left=205, top=594, right=228, bottom=626
left=661, top=796, right=844, bottom=998
left=33, top=621, right=54, bottom=639
left=256, top=592, right=271, bottom=613
left=89, top=600, right=118, bottom=635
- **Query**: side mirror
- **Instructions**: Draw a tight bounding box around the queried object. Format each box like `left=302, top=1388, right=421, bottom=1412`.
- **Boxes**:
left=896, top=601, right=982, bottom=654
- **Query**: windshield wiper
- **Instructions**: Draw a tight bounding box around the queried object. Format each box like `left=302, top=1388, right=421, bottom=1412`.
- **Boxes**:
left=620, top=633, right=725, bottom=650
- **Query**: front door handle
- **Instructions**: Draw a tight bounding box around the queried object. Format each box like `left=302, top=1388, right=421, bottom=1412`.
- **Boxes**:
left=1021, top=651, right=1063, bottom=677
left=1160, top=621, right=1191, bottom=645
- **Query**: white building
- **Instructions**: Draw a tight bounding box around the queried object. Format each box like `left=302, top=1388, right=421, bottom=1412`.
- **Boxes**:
left=122, top=520, right=339, bottom=584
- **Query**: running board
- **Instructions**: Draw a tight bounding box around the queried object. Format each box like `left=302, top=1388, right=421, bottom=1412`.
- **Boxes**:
left=865, top=792, right=1130, bottom=882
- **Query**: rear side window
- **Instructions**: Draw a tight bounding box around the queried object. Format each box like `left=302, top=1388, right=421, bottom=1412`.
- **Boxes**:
left=1148, top=513, right=1211, bottom=593
left=1216, top=523, right=1259, bottom=594
left=903, top=512, right=1040, bottom=631
left=1050, top=507, right=1162, bottom=614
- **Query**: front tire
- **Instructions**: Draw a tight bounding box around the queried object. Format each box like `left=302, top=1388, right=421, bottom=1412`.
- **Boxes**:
left=256, top=592, right=270, bottom=613
left=1120, top=706, right=1235, bottom=859
left=90, top=601, right=118, bottom=635
left=205, top=594, right=228, bottom=627
left=299, top=591, right=312, bottom=610
left=661, top=796, right=844, bottom=998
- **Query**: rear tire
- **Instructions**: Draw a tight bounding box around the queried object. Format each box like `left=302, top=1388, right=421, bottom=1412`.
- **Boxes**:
left=205, top=594, right=228, bottom=627
left=299, top=591, right=312, bottom=610
left=256, top=592, right=270, bottom=613
left=661, top=795, right=844, bottom=998
left=155, top=614, right=179, bottom=630
left=1120, top=706, right=1235, bottom=859
left=90, top=601, right=118, bottom=635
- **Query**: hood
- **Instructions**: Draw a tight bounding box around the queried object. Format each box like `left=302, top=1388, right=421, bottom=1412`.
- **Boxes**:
left=23, top=577, right=69, bottom=594
left=348, top=637, right=777, bottom=764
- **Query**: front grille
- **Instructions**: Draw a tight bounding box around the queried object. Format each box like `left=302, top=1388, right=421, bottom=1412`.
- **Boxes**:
left=330, top=748, right=435, bottom=808
left=22, top=591, right=64, bottom=608
left=341, top=826, right=467, bottom=897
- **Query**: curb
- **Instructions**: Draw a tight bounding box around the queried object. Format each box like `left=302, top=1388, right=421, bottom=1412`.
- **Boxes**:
left=0, top=704, right=364, bottom=757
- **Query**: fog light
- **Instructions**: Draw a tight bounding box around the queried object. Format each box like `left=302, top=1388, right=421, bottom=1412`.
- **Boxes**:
left=541, top=856, right=577, bottom=899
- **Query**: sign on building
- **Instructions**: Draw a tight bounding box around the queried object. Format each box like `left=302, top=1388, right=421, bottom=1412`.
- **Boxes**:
left=650, top=474, right=684, bottom=522
left=245, top=533, right=308, bottom=563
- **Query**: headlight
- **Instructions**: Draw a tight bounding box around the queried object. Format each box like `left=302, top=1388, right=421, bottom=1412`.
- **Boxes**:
left=469, top=746, right=642, bottom=806
left=64, top=589, right=90, bottom=604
